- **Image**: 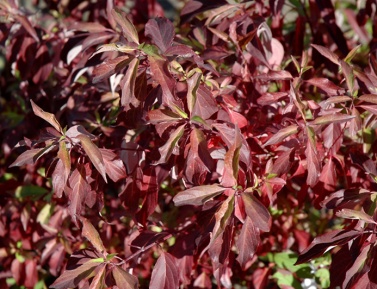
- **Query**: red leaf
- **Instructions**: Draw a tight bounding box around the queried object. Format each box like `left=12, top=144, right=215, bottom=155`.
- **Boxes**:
left=221, top=127, right=242, bottom=187
left=121, top=57, right=139, bottom=108
left=57, top=141, right=71, bottom=186
left=319, top=158, right=337, bottom=191
left=77, top=134, right=107, bottom=183
left=310, top=113, right=354, bottom=125
left=192, top=85, right=218, bottom=120
left=236, top=217, right=260, bottom=270
left=173, top=184, right=225, bottom=206
left=295, top=229, right=362, bottom=264
left=99, top=149, right=126, bottom=182
left=306, top=78, right=345, bottom=95
left=156, top=124, right=185, bottom=164
left=305, top=127, right=321, bottom=187
left=111, top=8, right=139, bottom=44
left=51, top=159, right=66, bottom=198
left=358, top=94, right=377, bottom=104
left=147, top=109, right=182, bottom=124
left=92, top=55, right=130, bottom=83
left=13, top=14, right=39, bottom=42
left=89, top=263, right=106, bottom=289
left=255, top=70, right=292, bottom=81
left=263, top=125, right=299, bottom=147
left=311, top=44, right=340, bottom=65
left=145, top=18, right=175, bottom=53
left=30, top=100, right=63, bottom=134
left=9, top=148, right=44, bottom=167
left=81, top=217, right=107, bottom=255
left=241, top=193, right=271, bottom=232
left=150, top=252, right=179, bottom=289
left=50, top=259, right=103, bottom=289
left=112, top=266, right=139, bottom=289
left=68, top=167, right=90, bottom=225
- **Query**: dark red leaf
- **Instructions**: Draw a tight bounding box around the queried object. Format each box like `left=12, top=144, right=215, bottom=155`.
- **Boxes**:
left=92, top=55, right=130, bottom=84
left=295, top=230, right=363, bottom=264
left=9, top=148, right=44, bottom=167
left=173, top=184, right=225, bottom=206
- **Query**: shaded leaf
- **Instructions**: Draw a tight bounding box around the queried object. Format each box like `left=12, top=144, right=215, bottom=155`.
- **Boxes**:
left=30, top=100, right=63, bottom=134
left=241, top=193, right=271, bottom=232
left=112, top=266, right=139, bottom=289
left=77, top=134, right=107, bottom=183
left=173, top=184, right=225, bottom=206
left=295, top=230, right=363, bottom=264
left=121, top=57, right=139, bottom=107
left=57, top=141, right=71, bottom=185
left=13, top=14, right=39, bottom=42
left=50, top=259, right=103, bottom=289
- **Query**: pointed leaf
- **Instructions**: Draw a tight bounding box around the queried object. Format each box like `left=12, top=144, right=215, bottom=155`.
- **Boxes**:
left=99, top=149, right=126, bottom=182
left=111, top=8, right=139, bottom=44
left=30, top=100, right=63, bottom=134
left=81, top=217, right=107, bottom=255
left=9, top=148, right=44, bottom=167
left=149, top=252, right=179, bottom=289
left=295, top=230, right=362, bottom=264
left=310, top=113, right=355, bottom=125
left=145, top=18, right=175, bottom=53
left=57, top=141, right=71, bottom=185
left=263, top=125, right=299, bottom=147
left=187, top=71, right=202, bottom=114
left=112, top=266, right=139, bottom=289
left=77, top=134, right=107, bottom=183
left=241, top=193, right=271, bottom=232
left=173, top=184, right=225, bottom=206
left=156, top=124, right=185, bottom=164
left=148, top=109, right=182, bottom=124
left=50, top=259, right=103, bottom=289
left=89, top=263, right=106, bottom=289
left=311, top=44, right=340, bottom=65
left=92, top=55, right=130, bottom=83
left=336, top=209, right=377, bottom=224
left=358, top=94, right=377, bottom=104
left=68, top=167, right=90, bottom=225
left=221, top=127, right=242, bottom=187
left=192, top=85, right=218, bottom=120
left=306, top=78, right=345, bottom=95
left=121, top=57, right=139, bottom=107
left=236, top=217, right=260, bottom=270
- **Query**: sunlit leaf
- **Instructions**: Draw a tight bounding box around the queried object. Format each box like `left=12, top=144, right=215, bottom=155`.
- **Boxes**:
left=236, top=217, right=260, bottom=270
left=150, top=252, right=179, bottom=289
left=311, top=44, right=340, bottom=65
left=81, top=217, right=107, bottom=255
left=112, top=266, right=138, bottom=289
left=111, top=8, right=139, bottom=44
left=263, top=125, right=299, bottom=147
left=156, top=124, right=185, bottom=164
left=173, top=184, right=225, bottom=206
left=77, top=134, right=107, bottom=183
left=241, top=193, right=271, bottom=232
left=310, top=114, right=354, bottom=125
left=145, top=18, right=175, bottom=53
left=30, top=100, right=63, bottom=134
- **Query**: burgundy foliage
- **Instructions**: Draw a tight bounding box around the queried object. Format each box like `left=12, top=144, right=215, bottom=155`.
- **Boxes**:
left=2, top=0, right=377, bottom=288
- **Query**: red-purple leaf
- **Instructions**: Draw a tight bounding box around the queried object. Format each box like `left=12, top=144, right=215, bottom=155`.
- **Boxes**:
left=57, top=141, right=71, bottom=186
left=148, top=109, right=182, bottom=124
left=51, top=159, right=66, bottom=198
left=187, top=71, right=202, bottom=114
left=50, top=259, right=103, bottom=289
left=30, top=100, right=63, bottom=134
left=145, top=18, right=175, bottom=53
left=13, top=14, right=39, bottom=42
left=111, top=8, right=139, bottom=44
left=306, top=78, right=345, bottom=95
left=336, top=209, right=376, bottom=224
left=263, top=125, right=299, bottom=147
left=9, top=148, right=44, bottom=167
left=92, top=55, right=130, bottom=84
left=156, top=124, right=185, bottom=164
left=236, top=217, right=260, bottom=270
left=295, top=230, right=363, bottom=264
left=149, top=252, right=179, bottom=289
left=358, top=94, right=377, bottom=104
left=319, top=158, right=337, bottom=191
left=311, top=44, right=340, bottom=65
left=255, top=70, right=292, bottom=81
left=310, top=113, right=354, bottom=125
left=257, top=92, right=288, bottom=105
left=221, top=127, right=242, bottom=187
left=81, top=217, right=107, bottom=255
left=68, top=167, right=90, bottom=225
left=112, top=266, right=139, bottom=289
left=121, top=57, right=139, bottom=108
left=173, top=184, right=225, bottom=206
left=241, top=193, right=271, bottom=232
left=306, top=127, right=321, bottom=187
left=89, top=263, right=106, bottom=289
left=192, top=85, right=218, bottom=120
left=99, top=149, right=126, bottom=182
left=210, top=194, right=234, bottom=245
left=359, top=105, right=377, bottom=115
left=77, top=134, right=107, bottom=183
left=69, top=22, right=111, bottom=33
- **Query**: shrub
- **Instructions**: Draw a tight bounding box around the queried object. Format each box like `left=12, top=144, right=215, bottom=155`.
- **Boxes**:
left=1, top=0, right=377, bottom=288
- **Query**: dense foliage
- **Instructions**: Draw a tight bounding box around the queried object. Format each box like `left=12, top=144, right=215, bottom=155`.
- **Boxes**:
left=2, top=0, right=377, bottom=288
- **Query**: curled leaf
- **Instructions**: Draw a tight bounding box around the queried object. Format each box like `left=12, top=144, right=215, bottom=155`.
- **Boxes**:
left=30, top=100, right=63, bottom=134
